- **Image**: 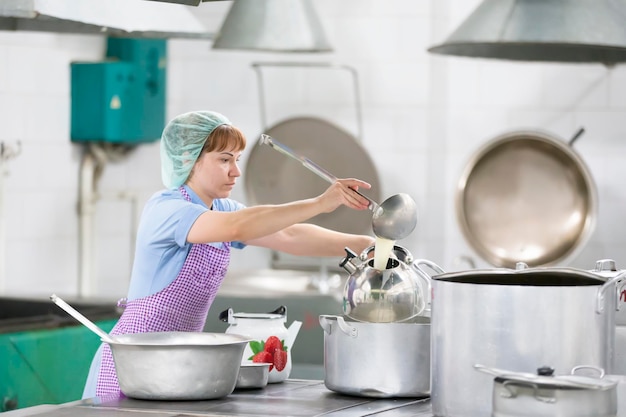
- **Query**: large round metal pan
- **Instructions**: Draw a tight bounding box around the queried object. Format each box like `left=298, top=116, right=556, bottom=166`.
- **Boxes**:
left=245, top=116, right=380, bottom=235
left=456, top=130, right=597, bottom=268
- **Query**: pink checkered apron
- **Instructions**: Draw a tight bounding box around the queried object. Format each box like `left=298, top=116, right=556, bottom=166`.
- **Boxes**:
left=95, top=187, right=231, bottom=397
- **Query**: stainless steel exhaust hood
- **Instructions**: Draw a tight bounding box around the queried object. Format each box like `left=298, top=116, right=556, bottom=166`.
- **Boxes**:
left=212, top=0, right=333, bottom=52
left=0, top=0, right=212, bottom=39
left=428, top=0, right=626, bottom=65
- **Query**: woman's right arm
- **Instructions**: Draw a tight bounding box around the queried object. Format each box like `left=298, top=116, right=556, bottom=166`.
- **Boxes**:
left=186, top=178, right=371, bottom=244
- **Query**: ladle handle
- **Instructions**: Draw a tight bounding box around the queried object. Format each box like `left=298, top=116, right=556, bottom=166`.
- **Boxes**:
left=259, top=134, right=379, bottom=211
left=50, top=294, right=115, bottom=344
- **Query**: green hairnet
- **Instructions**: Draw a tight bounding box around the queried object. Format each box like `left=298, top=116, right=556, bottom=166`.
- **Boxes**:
left=160, top=111, right=231, bottom=189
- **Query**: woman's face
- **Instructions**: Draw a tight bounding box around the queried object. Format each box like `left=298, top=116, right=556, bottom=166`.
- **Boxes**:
left=188, top=146, right=243, bottom=201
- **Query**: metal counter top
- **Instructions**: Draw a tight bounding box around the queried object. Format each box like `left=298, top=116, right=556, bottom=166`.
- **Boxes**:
left=5, top=380, right=433, bottom=417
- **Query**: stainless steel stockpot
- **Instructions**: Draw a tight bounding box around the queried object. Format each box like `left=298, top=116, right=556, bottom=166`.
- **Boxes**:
left=319, top=314, right=430, bottom=398
left=475, top=364, right=618, bottom=417
left=414, top=259, right=626, bottom=417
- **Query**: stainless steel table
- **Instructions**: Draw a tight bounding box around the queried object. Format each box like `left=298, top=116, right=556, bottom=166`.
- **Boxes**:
left=4, top=380, right=432, bottom=416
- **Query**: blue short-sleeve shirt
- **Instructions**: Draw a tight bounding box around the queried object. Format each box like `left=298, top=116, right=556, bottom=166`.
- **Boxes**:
left=126, top=185, right=246, bottom=301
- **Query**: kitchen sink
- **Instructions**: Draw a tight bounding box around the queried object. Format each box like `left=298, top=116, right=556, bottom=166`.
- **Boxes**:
left=219, top=268, right=345, bottom=298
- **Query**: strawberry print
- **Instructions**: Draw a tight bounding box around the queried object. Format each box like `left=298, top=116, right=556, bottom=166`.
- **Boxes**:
left=248, top=334, right=289, bottom=374
left=264, top=335, right=283, bottom=353
left=252, top=350, right=274, bottom=371
left=273, top=348, right=288, bottom=372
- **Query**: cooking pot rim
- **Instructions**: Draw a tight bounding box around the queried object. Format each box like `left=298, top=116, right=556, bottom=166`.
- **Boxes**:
left=107, top=331, right=251, bottom=347
left=433, top=266, right=605, bottom=286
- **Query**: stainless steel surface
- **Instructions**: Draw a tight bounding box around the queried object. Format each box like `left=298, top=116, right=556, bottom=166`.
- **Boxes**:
left=319, top=315, right=430, bottom=398
left=428, top=0, right=626, bottom=64
left=455, top=129, right=597, bottom=268
left=2, top=380, right=433, bottom=416
left=108, top=331, right=250, bottom=400
left=235, top=363, right=270, bottom=389
left=606, top=374, right=626, bottom=417
left=340, top=244, right=427, bottom=323
left=258, top=133, right=416, bottom=241
left=245, top=116, right=381, bottom=236
left=417, top=260, right=621, bottom=417
left=212, top=0, right=332, bottom=52
left=616, top=326, right=626, bottom=375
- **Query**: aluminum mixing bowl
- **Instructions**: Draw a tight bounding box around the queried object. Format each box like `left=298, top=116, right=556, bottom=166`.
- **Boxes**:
left=107, top=331, right=250, bottom=400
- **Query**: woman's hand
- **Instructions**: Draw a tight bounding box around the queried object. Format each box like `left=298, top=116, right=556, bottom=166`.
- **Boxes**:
left=316, top=178, right=372, bottom=213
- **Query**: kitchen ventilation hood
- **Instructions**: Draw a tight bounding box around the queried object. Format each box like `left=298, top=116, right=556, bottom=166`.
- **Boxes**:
left=212, top=0, right=333, bottom=52
left=428, top=0, right=626, bottom=65
left=141, top=0, right=217, bottom=4
left=0, top=0, right=212, bottom=39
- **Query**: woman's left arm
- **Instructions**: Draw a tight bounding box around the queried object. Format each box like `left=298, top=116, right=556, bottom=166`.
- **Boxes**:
left=244, top=224, right=375, bottom=257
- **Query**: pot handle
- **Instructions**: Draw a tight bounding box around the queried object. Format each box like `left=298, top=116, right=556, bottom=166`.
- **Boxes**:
left=596, top=271, right=626, bottom=314
left=500, top=381, right=558, bottom=403
left=571, top=365, right=605, bottom=378
left=319, top=315, right=332, bottom=334
left=412, top=259, right=446, bottom=313
left=218, top=308, right=234, bottom=323
left=319, top=315, right=358, bottom=338
left=269, top=305, right=287, bottom=316
left=617, top=276, right=626, bottom=313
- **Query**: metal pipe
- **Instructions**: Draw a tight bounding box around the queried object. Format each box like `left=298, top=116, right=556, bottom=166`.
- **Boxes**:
left=251, top=62, right=364, bottom=141
left=78, top=150, right=97, bottom=297
left=0, top=141, right=21, bottom=294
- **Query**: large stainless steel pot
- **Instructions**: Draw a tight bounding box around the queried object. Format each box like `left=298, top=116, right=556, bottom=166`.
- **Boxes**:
left=456, top=128, right=596, bottom=268
left=414, top=259, right=625, bottom=417
left=319, top=314, right=430, bottom=398
left=108, top=331, right=250, bottom=400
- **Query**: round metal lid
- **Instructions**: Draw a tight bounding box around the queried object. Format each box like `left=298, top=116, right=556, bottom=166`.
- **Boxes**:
left=456, top=130, right=597, bottom=268
left=245, top=117, right=381, bottom=235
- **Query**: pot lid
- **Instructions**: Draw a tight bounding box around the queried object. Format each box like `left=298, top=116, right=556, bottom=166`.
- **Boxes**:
left=433, top=264, right=605, bottom=286
left=455, top=129, right=597, bottom=268
left=475, top=364, right=618, bottom=391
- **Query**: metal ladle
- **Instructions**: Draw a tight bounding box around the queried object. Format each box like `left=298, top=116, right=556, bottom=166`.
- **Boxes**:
left=50, top=294, right=117, bottom=344
left=259, top=134, right=418, bottom=240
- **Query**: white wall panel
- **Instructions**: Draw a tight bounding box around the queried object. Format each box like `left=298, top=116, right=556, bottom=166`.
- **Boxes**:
left=0, top=0, right=625, bottom=298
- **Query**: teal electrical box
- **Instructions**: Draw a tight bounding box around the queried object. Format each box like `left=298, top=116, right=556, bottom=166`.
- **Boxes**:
left=71, top=61, right=142, bottom=142
left=70, top=38, right=167, bottom=144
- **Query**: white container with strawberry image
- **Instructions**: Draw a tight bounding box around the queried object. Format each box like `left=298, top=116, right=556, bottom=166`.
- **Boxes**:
left=220, top=306, right=301, bottom=383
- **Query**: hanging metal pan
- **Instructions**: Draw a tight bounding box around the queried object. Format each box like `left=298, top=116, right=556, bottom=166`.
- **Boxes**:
left=456, top=129, right=597, bottom=268
left=245, top=116, right=381, bottom=236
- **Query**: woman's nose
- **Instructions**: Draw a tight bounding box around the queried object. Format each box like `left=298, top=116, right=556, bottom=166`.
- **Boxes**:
left=231, top=162, right=241, bottom=177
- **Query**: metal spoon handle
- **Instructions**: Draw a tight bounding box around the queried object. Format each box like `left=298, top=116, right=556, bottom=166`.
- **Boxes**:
left=259, top=134, right=379, bottom=211
left=50, top=294, right=115, bottom=343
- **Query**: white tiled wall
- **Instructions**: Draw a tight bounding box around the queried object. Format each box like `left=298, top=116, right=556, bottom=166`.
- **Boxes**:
left=0, top=0, right=624, bottom=299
